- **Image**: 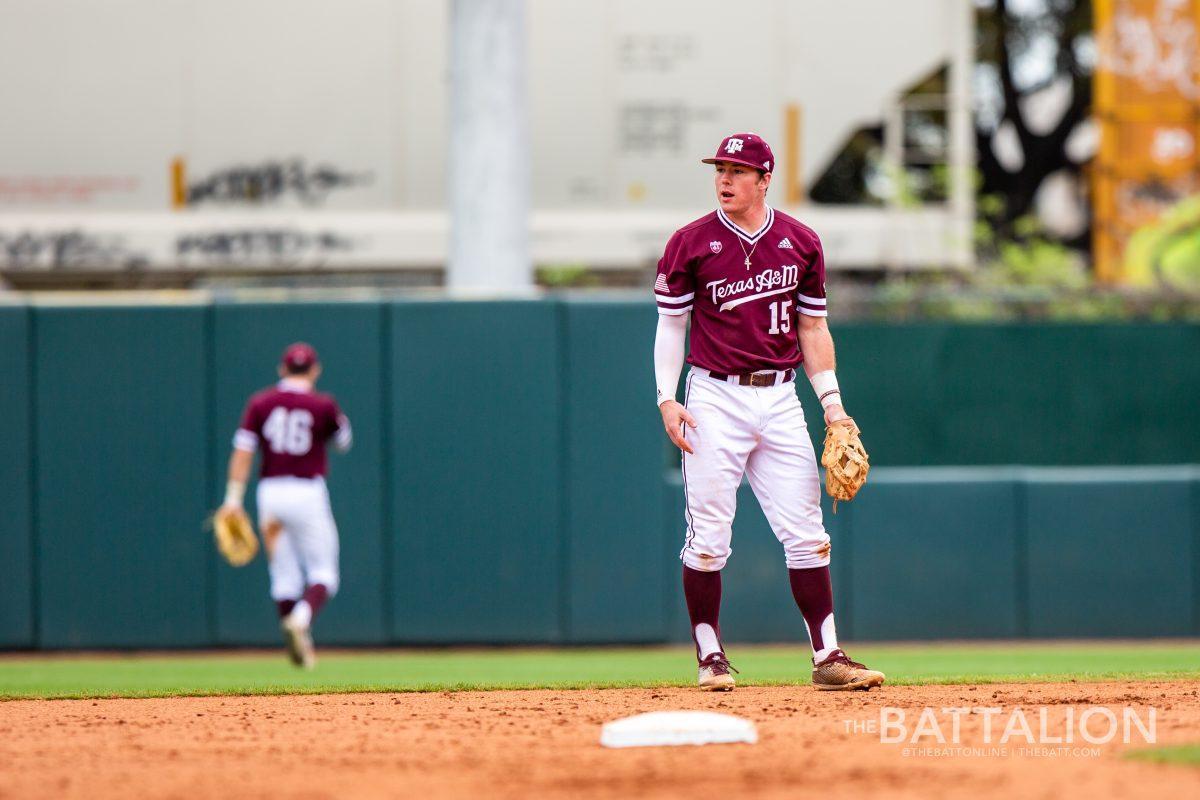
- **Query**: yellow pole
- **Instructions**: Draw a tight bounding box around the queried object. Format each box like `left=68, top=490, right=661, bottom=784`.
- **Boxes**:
left=1194, top=0, right=1200, bottom=233
left=1092, top=0, right=1117, bottom=282
left=784, top=104, right=803, bottom=205
left=170, top=157, right=187, bottom=210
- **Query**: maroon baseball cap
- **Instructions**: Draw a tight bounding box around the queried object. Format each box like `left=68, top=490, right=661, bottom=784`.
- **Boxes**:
left=701, top=133, right=775, bottom=173
left=281, top=342, right=319, bottom=371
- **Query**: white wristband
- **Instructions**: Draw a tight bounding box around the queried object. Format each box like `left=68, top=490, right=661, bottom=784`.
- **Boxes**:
left=809, top=370, right=842, bottom=410
left=223, top=480, right=246, bottom=508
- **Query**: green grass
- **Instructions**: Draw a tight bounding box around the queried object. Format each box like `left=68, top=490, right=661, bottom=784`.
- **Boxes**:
left=1, top=641, right=1198, bottom=700
left=1126, top=744, right=1200, bottom=767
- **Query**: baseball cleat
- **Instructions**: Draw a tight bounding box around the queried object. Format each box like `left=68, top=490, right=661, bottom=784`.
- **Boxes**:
left=697, top=652, right=738, bottom=691
left=281, top=617, right=316, bottom=670
left=811, top=649, right=884, bottom=691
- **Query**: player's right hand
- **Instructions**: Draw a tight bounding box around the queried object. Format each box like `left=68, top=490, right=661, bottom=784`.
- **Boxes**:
left=659, top=400, right=698, bottom=455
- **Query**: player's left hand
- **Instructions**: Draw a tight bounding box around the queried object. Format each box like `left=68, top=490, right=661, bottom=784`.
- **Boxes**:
left=824, top=404, right=850, bottom=425
left=212, top=506, right=260, bottom=567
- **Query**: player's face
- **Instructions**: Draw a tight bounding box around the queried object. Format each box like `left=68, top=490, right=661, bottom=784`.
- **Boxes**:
left=714, top=162, right=769, bottom=216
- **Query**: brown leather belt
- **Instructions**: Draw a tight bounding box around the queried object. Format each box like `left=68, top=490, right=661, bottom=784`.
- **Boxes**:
left=706, top=369, right=796, bottom=387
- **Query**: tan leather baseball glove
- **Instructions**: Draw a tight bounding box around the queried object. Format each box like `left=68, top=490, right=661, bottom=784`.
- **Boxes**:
left=821, top=419, right=869, bottom=511
left=213, top=507, right=260, bottom=567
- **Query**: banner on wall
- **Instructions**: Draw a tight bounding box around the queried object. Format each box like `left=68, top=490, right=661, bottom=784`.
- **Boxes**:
left=1093, top=0, right=1200, bottom=286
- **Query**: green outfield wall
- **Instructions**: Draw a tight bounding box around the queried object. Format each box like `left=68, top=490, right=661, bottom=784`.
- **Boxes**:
left=33, top=306, right=212, bottom=648
left=388, top=301, right=565, bottom=643
left=0, top=306, right=33, bottom=647
left=2, top=299, right=1198, bottom=648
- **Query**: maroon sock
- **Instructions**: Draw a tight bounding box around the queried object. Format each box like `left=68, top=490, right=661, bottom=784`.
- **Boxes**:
left=683, top=566, right=723, bottom=661
left=276, top=599, right=298, bottom=619
left=302, top=584, right=330, bottom=620
left=788, top=566, right=835, bottom=652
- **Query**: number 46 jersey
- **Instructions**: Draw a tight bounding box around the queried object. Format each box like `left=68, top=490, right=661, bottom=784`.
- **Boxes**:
left=233, top=380, right=352, bottom=479
left=654, top=205, right=827, bottom=374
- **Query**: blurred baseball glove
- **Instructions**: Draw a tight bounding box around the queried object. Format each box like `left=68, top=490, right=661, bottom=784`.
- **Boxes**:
left=213, top=507, right=260, bottom=567
left=821, top=419, right=869, bottom=511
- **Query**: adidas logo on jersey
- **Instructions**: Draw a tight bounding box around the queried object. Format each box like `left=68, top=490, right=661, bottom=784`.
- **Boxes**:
left=654, top=274, right=670, bottom=293
left=778, top=237, right=794, bottom=249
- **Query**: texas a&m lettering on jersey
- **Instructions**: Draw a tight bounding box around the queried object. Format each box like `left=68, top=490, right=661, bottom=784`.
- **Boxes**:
left=234, top=379, right=352, bottom=479
left=654, top=205, right=827, bottom=374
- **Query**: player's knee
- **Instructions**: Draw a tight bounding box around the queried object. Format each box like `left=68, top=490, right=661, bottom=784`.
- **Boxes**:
left=270, top=578, right=304, bottom=602
left=682, top=549, right=729, bottom=572
left=784, top=536, right=831, bottom=569
left=310, top=571, right=339, bottom=597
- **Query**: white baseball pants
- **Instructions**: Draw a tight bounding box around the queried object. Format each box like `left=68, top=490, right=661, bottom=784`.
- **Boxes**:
left=257, top=476, right=341, bottom=600
left=679, top=368, right=830, bottom=572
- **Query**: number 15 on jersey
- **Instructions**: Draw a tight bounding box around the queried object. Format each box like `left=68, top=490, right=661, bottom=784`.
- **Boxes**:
left=768, top=299, right=792, bottom=335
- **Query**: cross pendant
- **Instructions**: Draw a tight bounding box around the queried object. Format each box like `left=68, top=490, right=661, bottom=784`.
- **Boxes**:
left=744, top=256, right=751, bottom=270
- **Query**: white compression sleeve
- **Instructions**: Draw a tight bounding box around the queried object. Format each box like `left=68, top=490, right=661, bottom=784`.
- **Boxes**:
left=654, top=312, right=689, bottom=406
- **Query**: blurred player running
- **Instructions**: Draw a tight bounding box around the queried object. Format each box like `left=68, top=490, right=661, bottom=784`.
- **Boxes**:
left=220, top=343, right=352, bottom=668
left=653, top=133, right=884, bottom=691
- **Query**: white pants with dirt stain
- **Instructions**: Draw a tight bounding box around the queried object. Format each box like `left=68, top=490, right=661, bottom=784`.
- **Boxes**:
left=679, top=368, right=830, bottom=572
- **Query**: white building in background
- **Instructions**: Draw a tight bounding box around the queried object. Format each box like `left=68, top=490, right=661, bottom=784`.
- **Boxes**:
left=0, top=0, right=973, bottom=286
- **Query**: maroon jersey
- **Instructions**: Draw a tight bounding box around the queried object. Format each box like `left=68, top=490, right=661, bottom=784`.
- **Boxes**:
left=234, top=380, right=352, bottom=479
left=654, top=205, right=826, bottom=373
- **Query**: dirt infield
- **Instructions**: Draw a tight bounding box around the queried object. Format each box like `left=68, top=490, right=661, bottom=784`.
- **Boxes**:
left=2, top=681, right=1198, bottom=799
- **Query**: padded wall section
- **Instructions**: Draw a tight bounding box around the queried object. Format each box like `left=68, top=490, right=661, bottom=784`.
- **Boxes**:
left=848, top=470, right=1021, bottom=639
left=1024, top=468, right=1196, bottom=637
left=562, top=301, right=668, bottom=641
left=35, top=306, right=211, bottom=647
left=834, top=323, right=1200, bottom=466
left=0, top=307, right=33, bottom=646
left=388, top=301, right=564, bottom=642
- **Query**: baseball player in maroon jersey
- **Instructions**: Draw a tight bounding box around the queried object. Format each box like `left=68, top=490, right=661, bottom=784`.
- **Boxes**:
left=653, top=133, right=884, bottom=691
left=220, top=343, right=352, bottom=668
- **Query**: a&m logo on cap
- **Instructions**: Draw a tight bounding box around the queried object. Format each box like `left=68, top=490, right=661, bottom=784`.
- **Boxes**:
left=702, top=133, right=775, bottom=174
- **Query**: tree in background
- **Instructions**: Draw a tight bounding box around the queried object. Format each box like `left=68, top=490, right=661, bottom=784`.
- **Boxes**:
left=813, top=0, right=1095, bottom=249
left=975, top=0, right=1094, bottom=247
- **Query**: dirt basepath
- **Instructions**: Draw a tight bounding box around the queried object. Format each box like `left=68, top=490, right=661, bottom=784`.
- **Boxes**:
left=2, top=681, right=1198, bottom=799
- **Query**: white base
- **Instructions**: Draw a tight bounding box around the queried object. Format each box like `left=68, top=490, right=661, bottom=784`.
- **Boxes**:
left=600, top=711, right=758, bottom=749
